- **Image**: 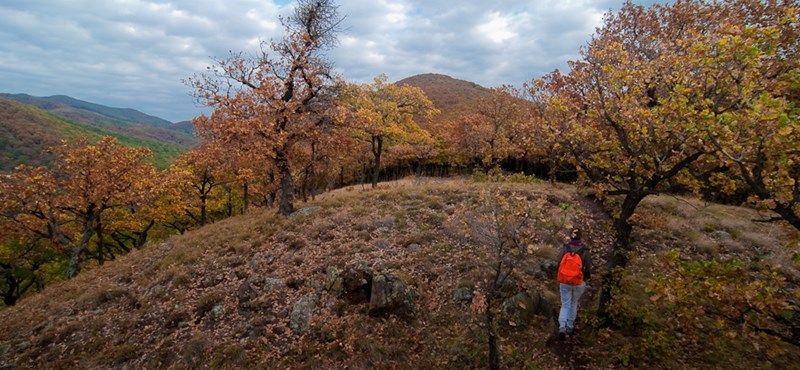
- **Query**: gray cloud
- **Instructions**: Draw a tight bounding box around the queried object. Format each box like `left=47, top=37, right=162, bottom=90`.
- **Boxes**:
left=0, top=0, right=667, bottom=122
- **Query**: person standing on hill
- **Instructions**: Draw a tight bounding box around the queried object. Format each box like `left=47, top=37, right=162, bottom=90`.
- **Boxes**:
left=557, top=228, right=592, bottom=340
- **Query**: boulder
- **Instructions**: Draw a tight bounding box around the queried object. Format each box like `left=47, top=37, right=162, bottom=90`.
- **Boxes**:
left=263, top=278, right=287, bottom=290
left=540, top=259, right=559, bottom=278
left=452, top=286, right=474, bottom=304
left=710, top=230, right=732, bottom=240
left=501, top=290, right=554, bottom=329
left=289, top=206, right=320, bottom=220
left=369, top=274, right=416, bottom=320
left=341, top=260, right=373, bottom=303
left=326, top=266, right=343, bottom=295
left=201, top=273, right=224, bottom=288
left=237, top=280, right=257, bottom=311
left=500, top=291, right=555, bottom=328
left=289, top=293, right=319, bottom=335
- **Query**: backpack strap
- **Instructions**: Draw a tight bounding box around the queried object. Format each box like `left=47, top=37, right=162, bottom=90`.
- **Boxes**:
left=565, top=244, right=585, bottom=256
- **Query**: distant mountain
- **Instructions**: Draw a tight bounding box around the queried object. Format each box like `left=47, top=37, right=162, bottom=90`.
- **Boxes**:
left=0, top=93, right=198, bottom=150
left=0, top=97, right=191, bottom=171
left=396, top=73, right=492, bottom=121
left=168, top=120, right=195, bottom=136
left=0, top=93, right=172, bottom=128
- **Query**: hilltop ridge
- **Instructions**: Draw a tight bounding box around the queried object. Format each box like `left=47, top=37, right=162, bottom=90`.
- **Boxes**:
left=0, top=178, right=797, bottom=369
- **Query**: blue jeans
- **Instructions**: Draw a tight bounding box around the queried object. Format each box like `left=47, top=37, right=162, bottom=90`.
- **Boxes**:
left=559, top=282, right=586, bottom=331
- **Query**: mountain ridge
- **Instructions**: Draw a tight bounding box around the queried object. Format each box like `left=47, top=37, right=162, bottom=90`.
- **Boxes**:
left=0, top=93, right=173, bottom=127
left=0, top=97, right=191, bottom=170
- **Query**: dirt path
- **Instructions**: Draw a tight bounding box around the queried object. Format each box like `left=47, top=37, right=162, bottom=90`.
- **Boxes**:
left=546, top=194, right=614, bottom=370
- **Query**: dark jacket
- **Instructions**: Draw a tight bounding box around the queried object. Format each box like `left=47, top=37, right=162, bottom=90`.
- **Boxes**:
left=557, top=239, right=592, bottom=281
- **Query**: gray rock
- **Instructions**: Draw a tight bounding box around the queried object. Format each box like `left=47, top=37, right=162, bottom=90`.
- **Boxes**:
left=202, top=274, right=224, bottom=288
left=263, top=278, right=287, bottom=290
left=326, top=266, right=343, bottom=295
left=237, top=280, right=257, bottom=310
left=207, top=304, right=225, bottom=325
left=540, top=259, right=559, bottom=278
left=145, top=284, right=165, bottom=298
left=710, top=230, right=732, bottom=240
left=500, top=290, right=555, bottom=329
left=369, top=274, right=416, bottom=320
left=453, top=287, right=474, bottom=304
left=289, top=207, right=320, bottom=220
left=290, top=293, right=319, bottom=335
left=407, top=243, right=421, bottom=252
left=342, top=260, right=373, bottom=303
left=501, top=291, right=540, bottom=329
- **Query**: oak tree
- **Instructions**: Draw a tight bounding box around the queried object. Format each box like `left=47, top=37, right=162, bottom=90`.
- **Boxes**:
left=189, top=0, right=344, bottom=216
left=342, top=75, right=437, bottom=188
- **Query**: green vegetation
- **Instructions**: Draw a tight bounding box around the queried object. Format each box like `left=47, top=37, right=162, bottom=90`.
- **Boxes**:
left=0, top=98, right=190, bottom=170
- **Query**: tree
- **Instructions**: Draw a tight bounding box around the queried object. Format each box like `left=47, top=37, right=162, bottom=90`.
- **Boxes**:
left=342, top=75, right=438, bottom=188
left=189, top=0, right=344, bottom=216
left=458, top=188, right=547, bottom=370
left=526, top=70, right=580, bottom=184
left=0, top=137, right=159, bottom=279
left=551, top=1, right=727, bottom=323
left=696, top=0, right=800, bottom=230
left=0, top=167, right=59, bottom=305
left=449, top=86, right=526, bottom=171
left=545, top=0, right=799, bottom=324
left=170, top=147, right=233, bottom=228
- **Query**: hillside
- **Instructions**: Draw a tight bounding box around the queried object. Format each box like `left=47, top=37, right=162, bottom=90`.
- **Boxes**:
left=0, top=93, right=197, bottom=147
left=0, top=178, right=797, bottom=369
left=0, top=94, right=172, bottom=128
left=0, top=98, right=191, bottom=170
left=397, top=73, right=491, bottom=122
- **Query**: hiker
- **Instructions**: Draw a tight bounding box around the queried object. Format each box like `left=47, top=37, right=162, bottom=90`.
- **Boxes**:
left=557, top=228, right=592, bottom=339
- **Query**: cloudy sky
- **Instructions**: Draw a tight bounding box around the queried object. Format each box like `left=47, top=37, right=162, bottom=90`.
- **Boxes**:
left=0, top=0, right=664, bottom=122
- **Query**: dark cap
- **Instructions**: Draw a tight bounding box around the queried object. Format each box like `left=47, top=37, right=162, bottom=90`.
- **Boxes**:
left=570, top=228, right=581, bottom=240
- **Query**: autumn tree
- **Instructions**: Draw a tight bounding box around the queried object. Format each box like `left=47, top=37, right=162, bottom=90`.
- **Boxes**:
left=526, top=70, right=580, bottom=184
left=0, top=167, right=59, bottom=305
left=695, top=0, right=800, bottom=230
left=540, top=0, right=799, bottom=324
left=0, top=137, right=160, bottom=279
left=168, top=146, right=233, bottom=229
left=547, top=1, right=731, bottom=322
left=189, top=0, right=344, bottom=216
left=449, top=86, right=526, bottom=172
left=341, top=75, right=438, bottom=188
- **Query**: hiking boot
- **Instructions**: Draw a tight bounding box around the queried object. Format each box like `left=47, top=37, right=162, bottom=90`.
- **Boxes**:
left=566, top=327, right=574, bottom=335
left=558, top=329, right=566, bottom=340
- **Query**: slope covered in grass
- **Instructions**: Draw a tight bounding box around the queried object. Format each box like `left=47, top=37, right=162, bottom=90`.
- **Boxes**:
left=0, top=97, right=190, bottom=170
left=0, top=178, right=797, bottom=369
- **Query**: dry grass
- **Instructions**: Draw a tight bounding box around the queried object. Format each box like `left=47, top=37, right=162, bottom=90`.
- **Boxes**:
left=0, top=177, right=797, bottom=369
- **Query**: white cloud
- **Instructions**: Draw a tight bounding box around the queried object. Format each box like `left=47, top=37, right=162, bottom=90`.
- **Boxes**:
left=0, top=0, right=671, bottom=121
left=477, top=12, right=516, bottom=43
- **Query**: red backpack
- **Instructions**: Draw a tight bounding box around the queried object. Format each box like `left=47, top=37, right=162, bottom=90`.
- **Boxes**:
left=557, top=244, right=585, bottom=285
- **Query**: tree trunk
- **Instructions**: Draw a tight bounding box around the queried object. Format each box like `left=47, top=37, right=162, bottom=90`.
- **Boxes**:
left=243, top=182, right=249, bottom=215
left=226, top=185, right=233, bottom=217
left=597, top=192, right=644, bottom=324
left=2, top=271, right=20, bottom=306
left=774, top=202, right=800, bottom=231
left=200, top=192, right=207, bottom=226
left=277, top=148, right=294, bottom=216
left=371, top=135, right=383, bottom=188
left=66, top=224, right=97, bottom=279
left=486, top=295, right=500, bottom=370
left=310, top=142, right=318, bottom=201
left=96, top=217, right=106, bottom=265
